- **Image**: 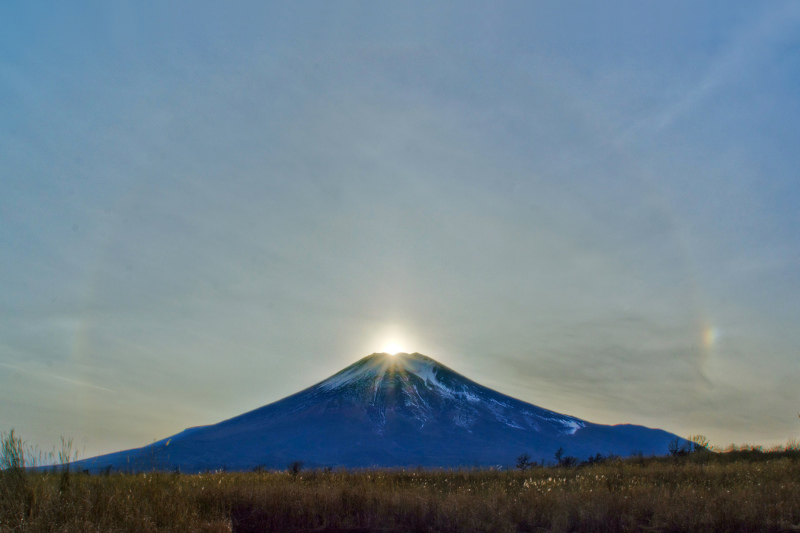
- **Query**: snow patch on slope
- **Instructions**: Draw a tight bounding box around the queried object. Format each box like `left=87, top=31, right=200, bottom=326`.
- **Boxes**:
left=539, top=415, right=585, bottom=435
left=405, top=361, right=436, bottom=383
left=402, top=356, right=483, bottom=404
left=318, top=360, right=380, bottom=391
left=456, top=390, right=482, bottom=403
left=560, top=419, right=584, bottom=434
left=402, top=357, right=448, bottom=391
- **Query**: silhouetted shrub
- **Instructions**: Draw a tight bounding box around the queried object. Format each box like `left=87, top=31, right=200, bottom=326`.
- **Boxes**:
left=554, top=446, right=578, bottom=467
left=668, top=437, right=693, bottom=457
left=688, top=434, right=710, bottom=452
left=516, top=452, right=536, bottom=471
left=288, top=460, right=303, bottom=476
left=581, top=453, right=605, bottom=466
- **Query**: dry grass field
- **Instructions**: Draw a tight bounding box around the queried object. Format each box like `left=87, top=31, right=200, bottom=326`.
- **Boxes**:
left=2, top=433, right=800, bottom=532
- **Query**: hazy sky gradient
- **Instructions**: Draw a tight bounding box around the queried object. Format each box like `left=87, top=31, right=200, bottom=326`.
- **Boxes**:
left=2, top=1, right=799, bottom=457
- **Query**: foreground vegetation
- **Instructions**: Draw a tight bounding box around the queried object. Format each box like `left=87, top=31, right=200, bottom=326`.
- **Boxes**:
left=2, top=435, right=800, bottom=532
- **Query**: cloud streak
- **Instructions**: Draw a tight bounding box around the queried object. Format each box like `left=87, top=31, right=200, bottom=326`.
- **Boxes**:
left=0, top=361, right=115, bottom=393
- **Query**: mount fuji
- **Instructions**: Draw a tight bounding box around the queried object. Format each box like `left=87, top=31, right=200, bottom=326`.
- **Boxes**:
left=72, top=352, right=684, bottom=472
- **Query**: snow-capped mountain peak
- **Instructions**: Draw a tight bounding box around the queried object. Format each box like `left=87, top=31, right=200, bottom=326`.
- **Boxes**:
left=312, top=352, right=584, bottom=436
left=69, top=352, right=687, bottom=472
left=318, top=352, right=449, bottom=392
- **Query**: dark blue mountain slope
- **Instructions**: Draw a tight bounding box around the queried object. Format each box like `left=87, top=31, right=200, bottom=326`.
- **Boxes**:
left=68, top=352, right=685, bottom=472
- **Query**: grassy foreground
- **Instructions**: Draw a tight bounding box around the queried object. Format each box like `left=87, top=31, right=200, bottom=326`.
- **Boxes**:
left=2, top=450, right=800, bottom=532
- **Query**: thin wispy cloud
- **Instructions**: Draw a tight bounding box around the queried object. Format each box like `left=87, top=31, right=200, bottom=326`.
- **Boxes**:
left=0, top=361, right=115, bottom=393
left=648, top=3, right=800, bottom=133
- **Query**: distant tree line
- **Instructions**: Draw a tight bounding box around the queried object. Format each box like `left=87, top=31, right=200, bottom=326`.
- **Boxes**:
left=668, top=435, right=710, bottom=457
left=516, top=435, right=712, bottom=471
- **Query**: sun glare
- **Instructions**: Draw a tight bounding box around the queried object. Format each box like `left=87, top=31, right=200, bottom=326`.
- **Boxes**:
left=382, top=342, right=405, bottom=355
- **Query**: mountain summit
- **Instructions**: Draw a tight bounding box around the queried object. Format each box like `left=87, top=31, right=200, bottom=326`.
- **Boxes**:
left=74, top=352, right=684, bottom=472
left=316, top=352, right=586, bottom=436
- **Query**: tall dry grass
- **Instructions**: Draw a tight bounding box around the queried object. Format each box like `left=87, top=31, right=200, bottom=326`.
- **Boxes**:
left=2, top=433, right=800, bottom=532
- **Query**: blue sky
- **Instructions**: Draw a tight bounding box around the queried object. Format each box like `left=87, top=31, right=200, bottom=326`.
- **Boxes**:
left=2, top=1, right=799, bottom=457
